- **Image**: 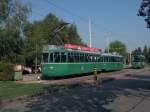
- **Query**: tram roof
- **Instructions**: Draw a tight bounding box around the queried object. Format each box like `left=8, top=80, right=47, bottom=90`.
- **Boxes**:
left=101, top=53, right=123, bottom=57
left=43, top=45, right=101, bottom=54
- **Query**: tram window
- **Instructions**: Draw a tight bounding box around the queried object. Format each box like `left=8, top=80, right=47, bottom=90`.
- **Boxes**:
left=108, top=57, right=110, bottom=62
left=115, top=57, right=117, bottom=62
left=49, top=53, right=53, bottom=62
left=54, top=52, right=60, bottom=63
left=120, top=58, right=122, bottom=62
left=113, top=57, right=115, bottom=62
left=117, top=58, right=120, bottom=62
left=74, top=53, right=80, bottom=62
left=79, top=54, right=82, bottom=62
left=80, top=54, right=84, bottom=62
left=103, top=57, right=106, bottom=62
left=97, top=56, right=100, bottom=62
left=104, top=57, right=107, bottom=62
left=106, top=57, right=109, bottom=62
left=90, top=55, right=92, bottom=62
left=91, top=55, right=94, bottom=62
left=86, top=55, right=90, bottom=62
left=84, top=54, right=86, bottom=62
left=96, top=56, right=98, bottom=62
left=95, top=56, right=98, bottom=62
left=43, top=53, right=49, bottom=63
left=111, top=57, right=114, bottom=62
left=85, top=54, right=90, bottom=62
left=68, top=52, right=74, bottom=62
left=92, top=55, right=95, bottom=62
left=107, top=57, right=109, bottom=62
left=114, top=57, right=117, bottom=62
left=99, top=56, right=102, bottom=62
left=61, top=52, right=66, bottom=63
left=112, top=57, right=115, bottom=62
left=119, top=58, right=121, bottom=62
left=109, top=57, right=112, bottom=62
left=77, top=54, right=80, bottom=62
left=101, top=56, right=104, bottom=62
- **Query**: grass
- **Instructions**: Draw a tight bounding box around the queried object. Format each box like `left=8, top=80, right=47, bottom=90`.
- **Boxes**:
left=0, top=81, right=49, bottom=100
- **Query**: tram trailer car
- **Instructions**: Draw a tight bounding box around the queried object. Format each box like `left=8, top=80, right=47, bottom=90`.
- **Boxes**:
left=41, top=44, right=124, bottom=78
left=132, top=55, right=145, bottom=69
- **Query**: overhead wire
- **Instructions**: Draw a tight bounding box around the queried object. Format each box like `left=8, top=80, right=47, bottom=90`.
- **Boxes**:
left=45, top=0, right=123, bottom=37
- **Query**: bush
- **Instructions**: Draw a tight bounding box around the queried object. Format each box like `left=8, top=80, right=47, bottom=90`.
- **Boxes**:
left=0, top=61, right=14, bottom=81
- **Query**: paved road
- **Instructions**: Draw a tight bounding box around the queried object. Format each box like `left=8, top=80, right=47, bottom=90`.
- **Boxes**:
left=1, top=68, right=150, bottom=112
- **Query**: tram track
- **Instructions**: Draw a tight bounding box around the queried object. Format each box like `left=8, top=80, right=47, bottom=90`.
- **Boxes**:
left=17, top=67, right=148, bottom=86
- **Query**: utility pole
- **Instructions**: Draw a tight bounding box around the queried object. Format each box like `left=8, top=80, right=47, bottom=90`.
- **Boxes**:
left=107, top=37, right=110, bottom=53
left=89, top=19, right=92, bottom=48
left=129, top=52, right=132, bottom=66
left=105, top=32, right=111, bottom=53
left=35, top=41, right=37, bottom=75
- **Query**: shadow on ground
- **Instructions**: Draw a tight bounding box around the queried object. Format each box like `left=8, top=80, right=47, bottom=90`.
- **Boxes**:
left=1, top=74, right=150, bottom=112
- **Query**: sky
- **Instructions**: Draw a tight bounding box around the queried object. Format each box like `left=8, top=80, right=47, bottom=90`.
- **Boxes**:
left=22, top=0, right=150, bottom=52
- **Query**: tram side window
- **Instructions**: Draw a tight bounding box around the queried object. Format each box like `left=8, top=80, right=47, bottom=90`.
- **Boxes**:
left=89, top=55, right=92, bottom=62
left=43, top=53, right=49, bottom=63
left=104, top=57, right=107, bottom=62
left=49, top=53, right=53, bottom=62
left=101, top=56, right=104, bottom=62
left=74, top=53, right=80, bottom=62
left=68, top=53, right=74, bottom=62
left=108, top=57, right=110, bottom=62
left=92, top=55, right=96, bottom=62
left=120, top=58, right=122, bottom=62
left=112, top=57, right=115, bottom=62
left=61, top=52, right=66, bottom=63
left=109, top=57, right=113, bottom=62
left=54, top=52, right=60, bottom=63
left=99, top=56, right=103, bottom=62
left=117, top=57, right=120, bottom=62
left=80, top=54, right=84, bottom=62
left=96, top=56, right=99, bottom=62
left=115, top=57, right=117, bottom=62
left=86, top=54, right=91, bottom=62
left=94, top=56, right=98, bottom=62
left=86, top=54, right=90, bottom=62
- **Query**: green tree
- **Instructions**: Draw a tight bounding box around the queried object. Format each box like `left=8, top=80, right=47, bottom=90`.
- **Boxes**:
left=23, top=12, right=85, bottom=67
left=143, top=45, right=148, bottom=62
left=132, top=47, right=143, bottom=57
left=148, top=47, right=150, bottom=63
left=138, top=0, right=150, bottom=28
left=0, top=0, right=31, bottom=64
left=0, top=0, right=9, bottom=25
left=108, top=40, right=127, bottom=57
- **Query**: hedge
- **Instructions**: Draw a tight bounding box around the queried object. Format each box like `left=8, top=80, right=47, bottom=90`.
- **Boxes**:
left=0, top=61, right=14, bottom=81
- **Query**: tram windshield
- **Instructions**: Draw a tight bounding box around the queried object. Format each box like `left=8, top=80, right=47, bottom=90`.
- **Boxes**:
left=42, top=53, right=49, bottom=63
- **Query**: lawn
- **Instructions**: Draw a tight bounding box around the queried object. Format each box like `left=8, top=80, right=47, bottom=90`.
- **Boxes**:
left=0, top=81, right=49, bottom=100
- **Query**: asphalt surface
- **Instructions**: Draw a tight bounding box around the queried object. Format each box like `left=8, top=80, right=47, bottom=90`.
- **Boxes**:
left=1, top=68, right=150, bottom=112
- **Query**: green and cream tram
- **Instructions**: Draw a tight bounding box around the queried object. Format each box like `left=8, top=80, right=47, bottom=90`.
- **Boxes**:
left=132, top=55, right=145, bottom=69
left=41, top=44, right=123, bottom=78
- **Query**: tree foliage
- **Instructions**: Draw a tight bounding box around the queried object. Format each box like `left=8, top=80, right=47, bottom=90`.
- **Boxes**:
left=132, top=45, right=150, bottom=63
left=108, top=40, right=127, bottom=58
left=23, top=13, right=84, bottom=67
left=0, top=0, right=85, bottom=68
left=0, top=0, right=31, bottom=64
left=0, top=0, right=9, bottom=24
left=138, top=0, right=150, bottom=28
